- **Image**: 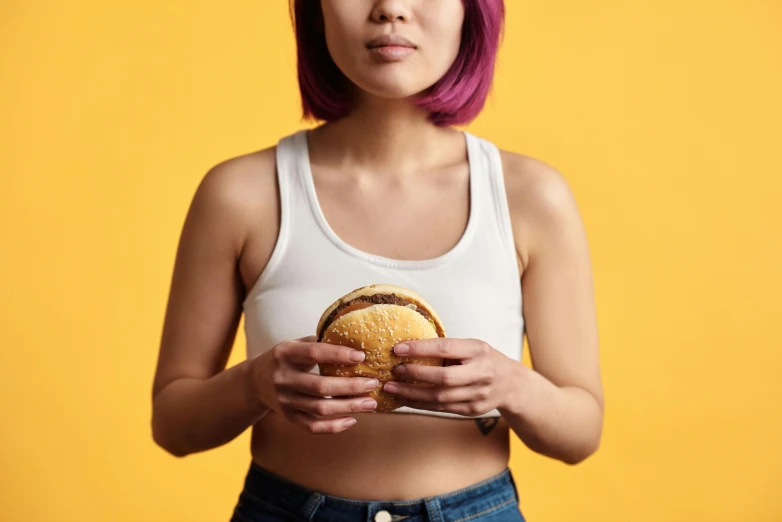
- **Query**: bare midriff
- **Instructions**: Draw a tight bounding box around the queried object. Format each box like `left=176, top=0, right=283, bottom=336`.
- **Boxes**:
left=250, top=411, right=510, bottom=500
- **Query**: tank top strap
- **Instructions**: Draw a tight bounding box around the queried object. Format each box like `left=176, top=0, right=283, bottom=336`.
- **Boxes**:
left=276, top=128, right=323, bottom=238
left=463, top=132, right=520, bottom=277
left=243, top=131, right=312, bottom=297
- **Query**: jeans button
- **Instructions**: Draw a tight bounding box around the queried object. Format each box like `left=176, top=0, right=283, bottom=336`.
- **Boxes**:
left=374, top=510, right=392, bottom=522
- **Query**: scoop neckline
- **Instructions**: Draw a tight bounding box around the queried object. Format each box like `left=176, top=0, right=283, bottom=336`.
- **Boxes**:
left=296, top=129, right=480, bottom=271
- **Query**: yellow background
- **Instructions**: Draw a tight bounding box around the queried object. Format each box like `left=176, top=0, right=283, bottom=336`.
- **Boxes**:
left=2, top=1, right=780, bottom=521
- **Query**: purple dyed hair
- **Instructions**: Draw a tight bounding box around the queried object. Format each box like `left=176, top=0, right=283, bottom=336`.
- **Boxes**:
left=291, top=0, right=505, bottom=127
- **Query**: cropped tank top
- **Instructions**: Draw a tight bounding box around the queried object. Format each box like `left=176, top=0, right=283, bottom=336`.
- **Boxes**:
left=242, top=129, right=524, bottom=419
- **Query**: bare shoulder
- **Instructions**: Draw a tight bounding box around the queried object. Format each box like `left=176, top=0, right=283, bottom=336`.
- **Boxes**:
left=195, top=146, right=278, bottom=228
left=183, top=147, right=277, bottom=262
left=498, top=150, right=585, bottom=272
left=185, top=147, right=280, bottom=300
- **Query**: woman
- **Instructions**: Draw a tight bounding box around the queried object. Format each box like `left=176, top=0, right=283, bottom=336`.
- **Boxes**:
left=151, top=1, right=604, bottom=520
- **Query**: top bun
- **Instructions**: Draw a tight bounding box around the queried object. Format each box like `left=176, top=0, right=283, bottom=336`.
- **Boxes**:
left=316, top=284, right=446, bottom=340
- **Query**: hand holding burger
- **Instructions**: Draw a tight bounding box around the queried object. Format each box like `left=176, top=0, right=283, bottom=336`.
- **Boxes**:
left=317, top=284, right=447, bottom=412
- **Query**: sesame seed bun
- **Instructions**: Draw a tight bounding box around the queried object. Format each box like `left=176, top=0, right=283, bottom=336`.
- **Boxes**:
left=316, top=284, right=446, bottom=339
left=317, top=285, right=446, bottom=412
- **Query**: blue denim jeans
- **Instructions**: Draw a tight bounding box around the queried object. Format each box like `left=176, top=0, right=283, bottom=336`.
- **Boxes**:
left=230, top=461, right=525, bottom=522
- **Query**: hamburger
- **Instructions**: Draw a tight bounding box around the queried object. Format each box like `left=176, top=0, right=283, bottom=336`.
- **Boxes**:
left=317, top=284, right=446, bottom=412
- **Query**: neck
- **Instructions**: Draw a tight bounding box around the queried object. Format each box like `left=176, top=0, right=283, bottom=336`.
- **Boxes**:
left=309, top=94, right=460, bottom=175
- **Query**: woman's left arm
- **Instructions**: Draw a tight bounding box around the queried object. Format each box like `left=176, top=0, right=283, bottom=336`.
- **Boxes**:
left=384, top=155, right=603, bottom=465
left=499, top=155, right=604, bottom=464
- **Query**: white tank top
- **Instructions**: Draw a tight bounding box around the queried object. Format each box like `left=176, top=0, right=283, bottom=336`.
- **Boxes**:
left=242, top=129, right=524, bottom=419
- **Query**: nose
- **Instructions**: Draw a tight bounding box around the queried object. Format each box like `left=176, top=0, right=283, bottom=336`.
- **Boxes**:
left=370, top=1, right=410, bottom=23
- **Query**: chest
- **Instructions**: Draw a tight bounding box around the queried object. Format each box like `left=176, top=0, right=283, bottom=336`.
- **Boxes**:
left=311, top=165, right=471, bottom=262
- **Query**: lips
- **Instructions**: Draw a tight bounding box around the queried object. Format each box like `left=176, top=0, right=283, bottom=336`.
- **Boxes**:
left=365, top=34, right=417, bottom=62
left=366, top=34, right=417, bottom=50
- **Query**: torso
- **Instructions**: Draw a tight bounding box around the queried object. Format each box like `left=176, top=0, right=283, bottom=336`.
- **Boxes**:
left=231, top=130, right=538, bottom=500
left=250, top=411, right=510, bottom=500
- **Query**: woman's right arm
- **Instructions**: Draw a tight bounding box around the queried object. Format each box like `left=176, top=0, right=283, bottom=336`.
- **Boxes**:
left=151, top=154, right=379, bottom=458
left=150, top=156, right=271, bottom=458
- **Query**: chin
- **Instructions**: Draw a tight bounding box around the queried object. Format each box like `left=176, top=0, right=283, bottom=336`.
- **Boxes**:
left=348, top=66, right=441, bottom=101
left=355, top=76, right=437, bottom=102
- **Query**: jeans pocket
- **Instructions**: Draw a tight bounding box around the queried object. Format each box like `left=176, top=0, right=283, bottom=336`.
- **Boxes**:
left=476, top=499, right=525, bottom=522
left=451, top=497, right=524, bottom=522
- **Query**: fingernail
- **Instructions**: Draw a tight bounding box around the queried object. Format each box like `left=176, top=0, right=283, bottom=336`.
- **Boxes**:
left=384, top=382, right=400, bottom=393
left=349, top=350, right=366, bottom=362
left=361, top=399, right=377, bottom=410
left=342, top=418, right=357, bottom=428
left=393, top=365, right=406, bottom=375
left=394, top=343, right=409, bottom=355
left=365, top=379, right=380, bottom=389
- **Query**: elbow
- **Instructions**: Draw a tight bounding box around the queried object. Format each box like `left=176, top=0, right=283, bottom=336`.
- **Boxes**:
left=562, top=393, right=604, bottom=465
left=151, top=385, right=195, bottom=458
left=562, top=444, right=598, bottom=465
left=562, top=431, right=602, bottom=466
left=151, top=414, right=190, bottom=458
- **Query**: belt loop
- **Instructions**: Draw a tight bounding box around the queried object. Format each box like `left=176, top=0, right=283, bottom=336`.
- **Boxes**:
left=424, top=498, right=443, bottom=522
left=301, top=492, right=325, bottom=521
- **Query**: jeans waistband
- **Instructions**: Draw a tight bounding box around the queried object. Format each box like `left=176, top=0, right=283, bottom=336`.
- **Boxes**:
left=240, top=460, right=518, bottom=521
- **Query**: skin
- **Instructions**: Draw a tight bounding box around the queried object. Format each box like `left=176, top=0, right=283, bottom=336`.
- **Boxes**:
left=321, top=0, right=464, bottom=98
left=152, top=0, right=603, bottom=501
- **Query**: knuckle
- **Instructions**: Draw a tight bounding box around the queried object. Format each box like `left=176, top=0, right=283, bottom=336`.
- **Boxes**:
left=484, top=367, right=496, bottom=383
left=479, top=341, right=491, bottom=355
left=313, top=381, right=329, bottom=396
left=476, top=388, right=490, bottom=400
left=314, top=401, right=331, bottom=416
left=302, top=418, right=331, bottom=434
left=437, top=340, right=450, bottom=355
left=306, top=345, right=320, bottom=361
left=468, top=402, right=483, bottom=415
left=434, top=390, right=449, bottom=403
left=272, top=372, right=287, bottom=388
left=441, top=367, right=456, bottom=386
left=313, top=420, right=338, bottom=434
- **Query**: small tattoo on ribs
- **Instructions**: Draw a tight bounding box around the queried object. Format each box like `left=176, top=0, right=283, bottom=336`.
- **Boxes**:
left=474, top=418, right=499, bottom=436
